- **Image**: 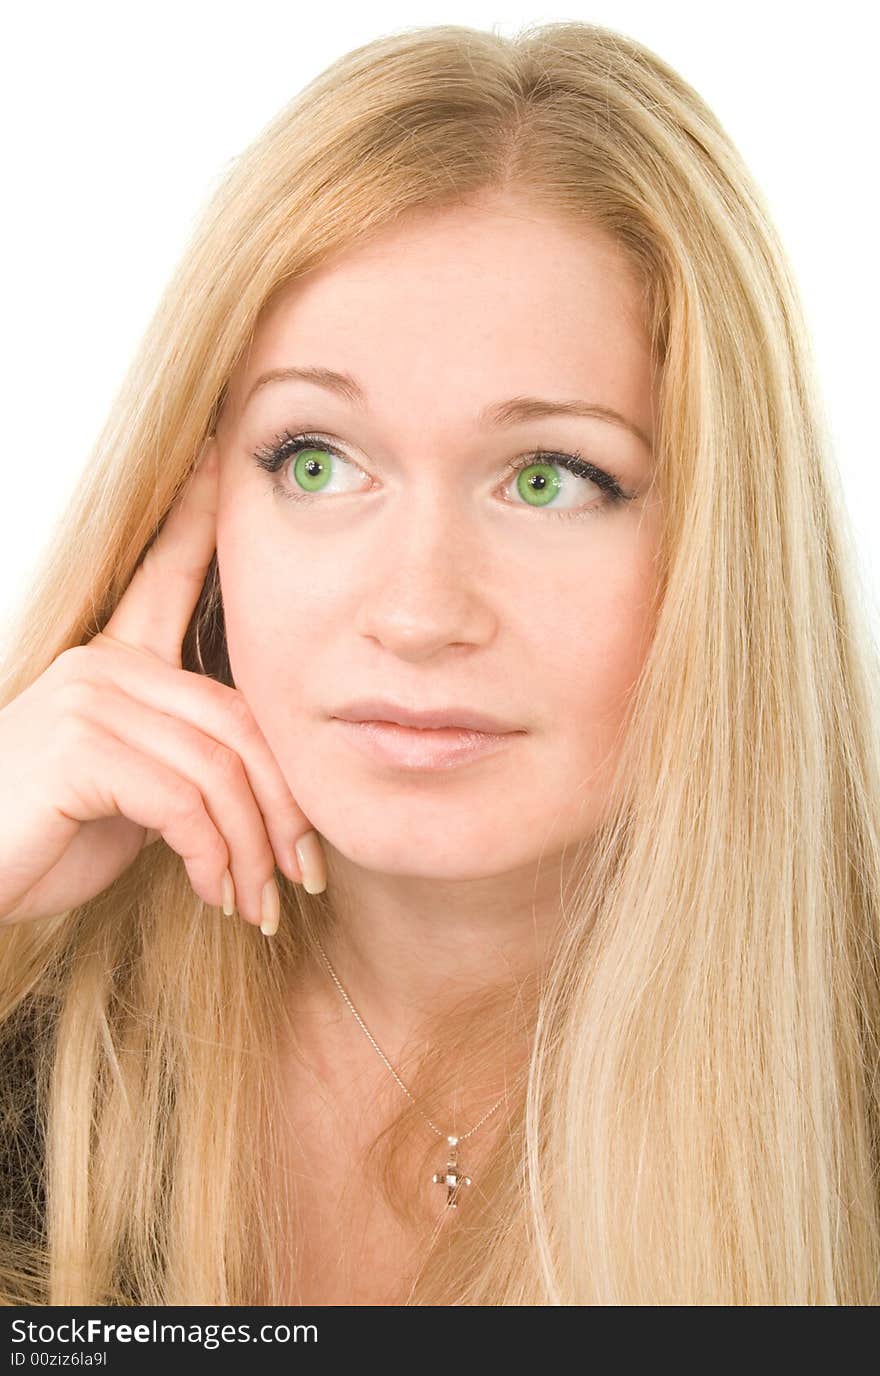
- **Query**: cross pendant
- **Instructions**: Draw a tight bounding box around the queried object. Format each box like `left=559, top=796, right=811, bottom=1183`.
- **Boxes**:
left=432, top=1135, right=472, bottom=1208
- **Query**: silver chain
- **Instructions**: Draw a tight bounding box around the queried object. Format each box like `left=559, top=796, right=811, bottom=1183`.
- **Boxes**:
left=313, top=935, right=508, bottom=1144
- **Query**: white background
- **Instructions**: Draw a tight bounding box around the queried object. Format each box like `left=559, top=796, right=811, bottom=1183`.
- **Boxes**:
left=2, top=1, right=877, bottom=655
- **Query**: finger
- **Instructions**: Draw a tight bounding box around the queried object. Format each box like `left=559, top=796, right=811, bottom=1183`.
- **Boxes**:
left=75, top=681, right=283, bottom=925
left=67, top=722, right=232, bottom=911
left=100, top=439, right=219, bottom=666
left=61, top=644, right=312, bottom=888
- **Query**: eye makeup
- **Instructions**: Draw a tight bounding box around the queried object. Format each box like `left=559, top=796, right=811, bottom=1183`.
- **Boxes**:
left=251, top=428, right=637, bottom=520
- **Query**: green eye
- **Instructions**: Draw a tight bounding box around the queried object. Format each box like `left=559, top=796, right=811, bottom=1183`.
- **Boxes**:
left=252, top=430, right=633, bottom=520
left=292, top=448, right=334, bottom=493
left=515, top=462, right=563, bottom=508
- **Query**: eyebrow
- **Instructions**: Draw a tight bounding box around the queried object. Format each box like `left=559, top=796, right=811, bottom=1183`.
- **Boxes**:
left=241, top=365, right=653, bottom=453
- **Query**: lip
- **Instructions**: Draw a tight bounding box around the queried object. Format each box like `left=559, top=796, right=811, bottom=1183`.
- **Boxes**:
left=331, top=697, right=523, bottom=734
left=331, top=718, right=523, bottom=771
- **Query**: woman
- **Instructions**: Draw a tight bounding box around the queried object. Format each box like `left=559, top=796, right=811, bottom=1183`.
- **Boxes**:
left=1, top=20, right=879, bottom=1306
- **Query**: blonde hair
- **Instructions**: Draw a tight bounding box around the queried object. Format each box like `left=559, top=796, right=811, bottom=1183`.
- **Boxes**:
left=2, top=19, right=879, bottom=1304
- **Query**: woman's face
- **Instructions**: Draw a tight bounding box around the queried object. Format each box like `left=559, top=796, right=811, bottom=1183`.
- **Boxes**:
left=212, top=192, right=661, bottom=883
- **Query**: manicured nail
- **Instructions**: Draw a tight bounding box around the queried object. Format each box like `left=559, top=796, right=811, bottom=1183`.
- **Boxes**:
left=260, top=877, right=280, bottom=936
left=295, top=830, right=327, bottom=894
left=221, top=869, right=236, bottom=917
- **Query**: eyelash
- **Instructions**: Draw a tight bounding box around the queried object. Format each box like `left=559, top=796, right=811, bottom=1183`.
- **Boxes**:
left=250, top=429, right=635, bottom=520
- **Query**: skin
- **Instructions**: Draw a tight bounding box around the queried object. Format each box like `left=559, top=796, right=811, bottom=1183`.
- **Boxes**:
left=208, top=189, right=661, bottom=1080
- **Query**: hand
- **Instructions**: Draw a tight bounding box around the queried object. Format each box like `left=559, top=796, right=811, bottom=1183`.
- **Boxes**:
left=0, top=443, right=324, bottom=935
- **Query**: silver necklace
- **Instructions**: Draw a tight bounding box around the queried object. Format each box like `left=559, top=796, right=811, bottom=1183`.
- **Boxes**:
left=314, top=935, right=508, bottom=1208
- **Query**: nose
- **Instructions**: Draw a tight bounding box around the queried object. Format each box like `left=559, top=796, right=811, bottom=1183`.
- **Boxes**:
left=352, top=485, right=498, bottom=662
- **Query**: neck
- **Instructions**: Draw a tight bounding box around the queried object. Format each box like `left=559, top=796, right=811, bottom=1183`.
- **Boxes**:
left=311, top=839, right=574, bottom=1026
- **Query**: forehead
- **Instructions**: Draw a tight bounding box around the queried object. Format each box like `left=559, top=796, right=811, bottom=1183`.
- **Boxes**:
left=225, top=199, right=654, bottom=443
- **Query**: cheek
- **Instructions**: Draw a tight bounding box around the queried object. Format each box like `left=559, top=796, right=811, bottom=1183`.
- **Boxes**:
left=217, top=531, right=328, bottom=707
left=216, top=476, right=339, bottom=650
left=506, top=541, right=657, bottom=816
left=537, top=557, right=657, bottom=738
left=214, top=488, right=326, bottom=744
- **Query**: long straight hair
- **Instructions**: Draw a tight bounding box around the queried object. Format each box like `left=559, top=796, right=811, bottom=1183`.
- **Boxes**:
left=1, top=20, right=879, bottom=1303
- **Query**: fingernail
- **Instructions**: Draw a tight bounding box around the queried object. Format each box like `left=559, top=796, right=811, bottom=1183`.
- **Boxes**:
left=260, top=877, right=280, bottom=936
left=295, top=830, right=327, bottom=894
left=221, top=868, right=236, bottom=917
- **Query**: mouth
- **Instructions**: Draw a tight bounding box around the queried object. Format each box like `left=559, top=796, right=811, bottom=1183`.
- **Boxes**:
left=330, top=697, right=524, bottom=734
left=330, top=717, right=524, bottom=771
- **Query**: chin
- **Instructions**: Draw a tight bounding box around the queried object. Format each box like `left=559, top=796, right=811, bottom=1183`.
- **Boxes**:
left=313, top=824, right=532, bottom=884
